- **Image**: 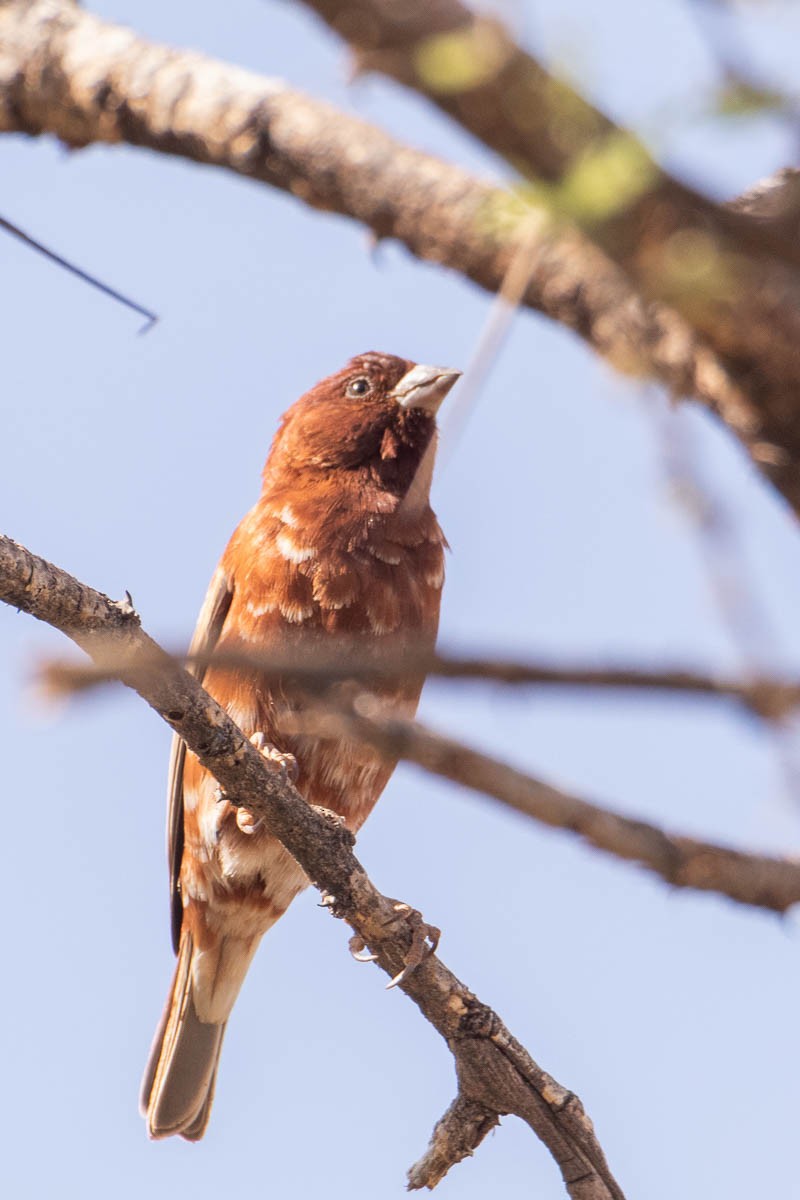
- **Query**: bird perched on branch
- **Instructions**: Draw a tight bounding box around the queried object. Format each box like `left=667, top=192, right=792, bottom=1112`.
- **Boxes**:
left=141, top=352, right=459, bottom=1140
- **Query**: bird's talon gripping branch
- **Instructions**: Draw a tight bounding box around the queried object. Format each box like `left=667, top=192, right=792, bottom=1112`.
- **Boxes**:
left=235, top=807, right=261, bottom=835
left=385, top=902, right=441, bottom=990
left=233, top=733, right=299, bottom=833
left=249, top=731, right=299, bottom=782
left=349, top=934, right=379, bottom=963
left=214, top=782, right=259, bottom=832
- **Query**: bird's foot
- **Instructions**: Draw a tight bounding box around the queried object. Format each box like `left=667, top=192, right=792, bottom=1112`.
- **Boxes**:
left=384, top=902, right=441, bottom=989
left=233, top=732, right=299, bottom=834
left=235, top=808, right=261, bottom=834
left=348, top=902, right=440, bottom=984
left=249, top=731, right=299, bottom=782
left=349, top=934, right=379, bottom=963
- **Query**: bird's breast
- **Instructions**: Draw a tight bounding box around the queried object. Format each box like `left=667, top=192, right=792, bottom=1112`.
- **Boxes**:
left=183, top=495, right=445, bottom=905
left=227, top=495, right=446, bottom=642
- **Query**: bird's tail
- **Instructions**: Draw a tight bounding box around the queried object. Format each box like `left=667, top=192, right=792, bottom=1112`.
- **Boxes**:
left=140, top=930, right=257, bottom=1140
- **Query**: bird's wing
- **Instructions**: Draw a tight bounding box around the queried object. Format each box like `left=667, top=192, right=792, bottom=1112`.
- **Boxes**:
left=167, top=565, right=234, bottom=952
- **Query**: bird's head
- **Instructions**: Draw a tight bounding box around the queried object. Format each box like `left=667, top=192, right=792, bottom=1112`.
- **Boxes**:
left=263, top=353, right=460, bottom=502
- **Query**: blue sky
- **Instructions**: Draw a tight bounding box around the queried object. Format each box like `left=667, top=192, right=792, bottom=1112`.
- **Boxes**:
left=3, top=2, right=800, bottom=1198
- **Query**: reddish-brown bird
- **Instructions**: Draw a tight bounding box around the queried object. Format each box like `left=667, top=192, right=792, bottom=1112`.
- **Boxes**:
left=141, top=352, right=459, bottom=1140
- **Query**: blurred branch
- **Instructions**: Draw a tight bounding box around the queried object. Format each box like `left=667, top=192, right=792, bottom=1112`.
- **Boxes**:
left=41, top=643, right=800, bottom=720
left=686, top=0, right=800, bottom=144
left=0, top=532, right=624, bottom=1199
left=438, top=212, right=544, bottom=461
left=287, top=700, right=800, bottom=914
left=654, top=393, right=779, bottom=667
left=36, top=634, right=800, bottom=912
left=296, top=0, right=800, bottom=480
left=0, top=214, right=157, bottom=331
left=300, top=0, right=794, bottom=233
left=3, top=3, right=800, bottom=515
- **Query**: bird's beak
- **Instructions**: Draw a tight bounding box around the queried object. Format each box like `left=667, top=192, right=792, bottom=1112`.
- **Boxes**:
left=391, top=364, right=461, bottom=414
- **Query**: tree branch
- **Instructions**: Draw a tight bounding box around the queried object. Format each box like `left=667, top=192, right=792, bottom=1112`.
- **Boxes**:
left=19, top=546, right=800, bottom=910
left=285, top=702, right=800, bottom=915
left=297, top=0, right=800, bottom=491
left=0, top=533, right=624, bottom=1199
left=36, top=637, right=800, bottom=910
left=2, top=0, right=795, bottom=512
left=41, top=643, right=800, bottom=720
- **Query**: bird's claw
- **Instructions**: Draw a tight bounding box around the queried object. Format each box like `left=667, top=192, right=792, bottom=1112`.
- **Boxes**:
left=349, top=934, right=379, bottom=963
left=234, top=733, right=299, bottom=835
left=236, top=807, right=261, bottom=835
left=116, top=590, right=136, bottom=617
left=385, top=902, right=441, bottom=990
left=249, top=732, right=299, bottom=783
left=318, top=890, right=348, bottom=919
left=215, top=781, right=259, bottom=835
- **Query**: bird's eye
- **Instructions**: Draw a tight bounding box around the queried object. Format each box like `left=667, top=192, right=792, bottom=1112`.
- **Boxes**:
left=346, top=377, right=371, bottom=398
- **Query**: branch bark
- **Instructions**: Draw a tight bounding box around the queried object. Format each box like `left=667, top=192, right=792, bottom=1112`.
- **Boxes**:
left=0, top=533, right=624, bottom=1199
left=298, top=0, right=800, bottom=506
left=1, top=0, right=795, bottom=513
left=287, top=703, right=800, bottom=915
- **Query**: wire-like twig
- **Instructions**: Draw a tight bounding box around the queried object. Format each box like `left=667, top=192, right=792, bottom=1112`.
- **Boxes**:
left=650, top=388, right=800, bottom=800
left=0, top=215, right=157, bottom=331
left=440, top=213, right=545, bottom=464
left=0, top=532, right=625, bottom=1199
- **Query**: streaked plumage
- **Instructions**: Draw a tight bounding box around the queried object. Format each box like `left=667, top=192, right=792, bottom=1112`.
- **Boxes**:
left=141, top=352, right=459, bottom=1139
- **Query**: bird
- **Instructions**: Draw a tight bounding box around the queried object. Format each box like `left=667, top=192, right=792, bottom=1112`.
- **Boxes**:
left=140, top=352, right=460, bottom=1140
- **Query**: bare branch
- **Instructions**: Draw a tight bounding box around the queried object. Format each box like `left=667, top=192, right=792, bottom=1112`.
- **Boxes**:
left=0, top=533, right=624, bottom=1199
left=296, top=0, right=800, bottom=511
left=40, top=643, right=800, bottom=721
left=298, top=1, right=800, bottom=290
left=2, top=0, right=795, bottom=512
left=407, top=1094, right=499, bottom=1190
left=287, top=702, right=800, bottom=914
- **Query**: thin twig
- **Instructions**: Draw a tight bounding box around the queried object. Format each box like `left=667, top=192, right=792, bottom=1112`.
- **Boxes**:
left=650, top=389, right=800, bottom=798
left=0, top=215, right=158, bottom=332
left=39, top=642, right=800, bottom=720
left=440, top=213, right=545, bottom=465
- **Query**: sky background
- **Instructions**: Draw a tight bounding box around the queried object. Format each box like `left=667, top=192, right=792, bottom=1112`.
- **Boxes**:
left=3, top=1, right=800, bottom=1197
